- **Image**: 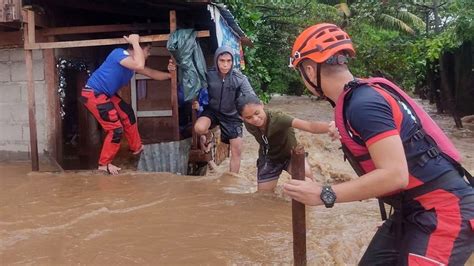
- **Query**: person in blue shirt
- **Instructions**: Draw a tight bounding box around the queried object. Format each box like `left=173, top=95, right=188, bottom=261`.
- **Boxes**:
left=81, top=34, right=174, bottom=175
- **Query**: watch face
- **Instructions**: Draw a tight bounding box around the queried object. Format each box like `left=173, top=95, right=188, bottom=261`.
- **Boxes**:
left=322, top=193, right=336, bottom=203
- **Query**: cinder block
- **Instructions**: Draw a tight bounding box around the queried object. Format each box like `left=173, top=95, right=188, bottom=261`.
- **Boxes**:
left=0, top=124, right=23, bottom=141
left=11, top=102, right=28, bottom=122
left=38, top=141, right=47, bottom=153
left=9, top=49, right=43, bottom=61
left=21, top=82, right=47, bottom=104
left=0, top=62, right=11, bottom=82
left=0, top=148, right=30, bottom=160
left=35, top=82, right=46, bottom=105
left=0, top=83, right=22, bottom=103
left=0, top=104, right=13, bottom=122
left=0, top=49, right=9, bottom=61
left=0, top=141, right=30, bottom=152
left=11, top=61, right=45, bottom=82
left=37, top=123, right=47, bottom=141
left=22, top=123, right=47, bottom=144
left=36, top=103, right=46, bottom=122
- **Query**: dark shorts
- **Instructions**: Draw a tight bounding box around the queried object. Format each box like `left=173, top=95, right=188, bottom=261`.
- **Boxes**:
left=256, top=156, right=291, bottom=183
left=201, top=108, right=243, bottom=144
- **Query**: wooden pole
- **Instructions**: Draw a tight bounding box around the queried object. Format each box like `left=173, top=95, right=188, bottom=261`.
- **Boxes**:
left=40, top=23, right=169, bottom=37
left=169, top=10, right=179, bottom=141
left=43, top=37, right=60, bottom=164
left=291, top=144, right=307, bottom=266
left=24, top=9, right=39, bottom=171
left=24, top=31, right=210, bottom=50
left=191, top=97, right=198, bottom=149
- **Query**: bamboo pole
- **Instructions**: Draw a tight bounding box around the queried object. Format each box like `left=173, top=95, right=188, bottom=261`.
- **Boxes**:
left=291, top=144, right=307, bottom=266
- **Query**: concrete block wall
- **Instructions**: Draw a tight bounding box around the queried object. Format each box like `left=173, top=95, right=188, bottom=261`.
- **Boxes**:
left=0, top=48, right=47, bottom=159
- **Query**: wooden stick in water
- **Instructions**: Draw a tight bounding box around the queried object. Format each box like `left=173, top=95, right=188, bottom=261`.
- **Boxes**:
left=291, top=144, right=307, bottom=266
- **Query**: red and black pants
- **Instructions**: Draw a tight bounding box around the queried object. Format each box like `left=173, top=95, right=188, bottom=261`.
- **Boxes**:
left=359, top=171, right=474, bottom=265
left=81, top=88, right=141, bottom=166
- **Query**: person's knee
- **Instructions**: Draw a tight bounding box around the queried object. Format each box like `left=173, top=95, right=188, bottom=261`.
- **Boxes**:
left=258, top=180, right=278, bottom=191
left=194, top=119, right=209, bottom=135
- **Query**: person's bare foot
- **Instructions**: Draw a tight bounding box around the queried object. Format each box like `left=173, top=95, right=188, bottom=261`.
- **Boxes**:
left=98, top=164, right=121, bottom=175
left=199, top=132, right=214, bottom=153
left=208, top=160, right=218, bottom=172
left=132, top=145, right=144, bottom=155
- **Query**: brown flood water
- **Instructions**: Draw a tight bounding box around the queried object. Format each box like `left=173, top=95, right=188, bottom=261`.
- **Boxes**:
left=1, top=96, right=473, bottom=265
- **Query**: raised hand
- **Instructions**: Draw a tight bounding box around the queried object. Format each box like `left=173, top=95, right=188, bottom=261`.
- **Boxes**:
left=123, top=34, right=140, bottom=45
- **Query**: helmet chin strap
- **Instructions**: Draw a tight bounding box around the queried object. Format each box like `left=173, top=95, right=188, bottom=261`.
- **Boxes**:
left=299, top=63, right=335, bottom=107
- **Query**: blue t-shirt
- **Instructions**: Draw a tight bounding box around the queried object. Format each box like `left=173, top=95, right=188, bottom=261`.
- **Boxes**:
left=86, top=48, right=134, bottom=96
left=344, top=85, right=458, bottom=185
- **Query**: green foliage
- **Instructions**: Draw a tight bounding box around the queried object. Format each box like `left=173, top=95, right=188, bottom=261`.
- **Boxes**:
left=451, top=0, right=474, bottom=42
left=412, top=0, right=473, bottom=63
left=350, top=0, right=426, bottom=35
left=347, top=23, right=421, bottom=90
left=217, top=0, right=471, bottom=98
left=218, top=0, right=341, bottom=99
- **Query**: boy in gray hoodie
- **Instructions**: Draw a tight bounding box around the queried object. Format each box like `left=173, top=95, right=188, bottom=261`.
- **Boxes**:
left=194, top=46, right=256, bottom=173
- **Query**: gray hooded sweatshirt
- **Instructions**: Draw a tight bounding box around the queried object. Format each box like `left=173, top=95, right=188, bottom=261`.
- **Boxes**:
left=206, top=46, right=256, bottom=117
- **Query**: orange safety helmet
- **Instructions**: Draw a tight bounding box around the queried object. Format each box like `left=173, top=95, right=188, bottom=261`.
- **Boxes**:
left=289, top=23, right=355, bottom=68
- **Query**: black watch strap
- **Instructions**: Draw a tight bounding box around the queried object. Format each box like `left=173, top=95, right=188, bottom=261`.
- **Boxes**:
left=320, top=185, right=337, bottom=208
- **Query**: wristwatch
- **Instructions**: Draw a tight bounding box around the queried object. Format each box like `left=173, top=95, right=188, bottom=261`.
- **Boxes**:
left=320, top=185, right=337, bottom=208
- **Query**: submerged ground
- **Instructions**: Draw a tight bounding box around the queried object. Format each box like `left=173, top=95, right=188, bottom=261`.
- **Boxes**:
left=1, top=96, right=473, bottom=265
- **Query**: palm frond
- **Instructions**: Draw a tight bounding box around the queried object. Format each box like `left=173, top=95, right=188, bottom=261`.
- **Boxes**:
left=335, top=3, right=351, bottom=17
left=378, top=13, right=415, bottom=35
left=395, top=10, right=426, bottom=30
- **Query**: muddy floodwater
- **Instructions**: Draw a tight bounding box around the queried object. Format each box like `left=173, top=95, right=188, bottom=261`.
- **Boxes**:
left=1, top=96, right=473, bottom=265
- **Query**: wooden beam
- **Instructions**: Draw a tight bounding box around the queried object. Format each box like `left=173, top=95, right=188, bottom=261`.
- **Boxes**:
left=33, top=12, right=48, bottom=28
left=137, top=110, right=173, bottom=117
left=0, top=21, right=21, bottom=29
left=43, top=35, right=60, bottom=164
left=23, top=10, right=39, bottom=171
left=26, top=10, right=35, bottom=43
left=169, top=10, right=177, bottom=32
left=150, top=46, right=171, bottom=56
left=0, top=31, right=22, bottom=48
left=169, top=10, right=179, bottom=141
left=24, top=30, right=210, bottom=50
left=40, top=23, right=169, bottom=37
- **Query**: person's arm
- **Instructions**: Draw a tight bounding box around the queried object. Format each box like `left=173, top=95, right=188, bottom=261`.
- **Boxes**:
left=120, top=34, right=145, bottom=71
left=283, top=134, right=409, bottom=205
left=136, top=59, right=175, bottom=80
left=291, top=118, right=330, bottom=134
left=239, top=75, right=256, bottom=96
left=284, top=88, right=409, bottom=205
left=137, top=67, right=171, bottom=80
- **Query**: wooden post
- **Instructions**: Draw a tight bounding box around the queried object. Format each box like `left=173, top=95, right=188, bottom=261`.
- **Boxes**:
left=23, top=9, right=39, bottom=171
left=169, top=10, right=179, bottom=141
left=191, top=97, right=198, bottom=149
left=291, top=144, right=307, bottom=266
left=43, top=36, right=60, bottom=164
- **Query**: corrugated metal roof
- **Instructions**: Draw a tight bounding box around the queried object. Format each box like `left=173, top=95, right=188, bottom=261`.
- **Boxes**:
left=137, top=138, right=192, bottom=175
